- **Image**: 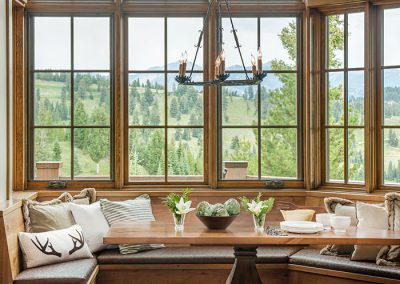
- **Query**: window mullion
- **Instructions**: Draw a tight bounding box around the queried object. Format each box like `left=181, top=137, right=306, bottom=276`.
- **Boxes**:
left=344, top=13, right=349, bottom=184
left=71, top=16, right=75, bottom=180
left=164, top=16, right=168, bottom=183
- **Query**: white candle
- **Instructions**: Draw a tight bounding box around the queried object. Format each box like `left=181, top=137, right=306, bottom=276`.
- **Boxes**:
left=257, top=47, right=263, bottom=74
left=182, top=51, right=188, bottom=76
left=251, top=54, right=257, bottom=77
left=219, top=50, right=225, bottom=75
left=215, top=56, right=221, bottom=79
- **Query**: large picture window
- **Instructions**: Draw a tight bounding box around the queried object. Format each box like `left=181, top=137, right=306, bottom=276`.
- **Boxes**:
left=126, top=17, right=205, bottom=183
left=28, top=16, right=113, bottom=181
left=382, top=8, right=400, bottom=185
left=324, top=12, right=365, bottom=184
left=219, top=16, right=302, bottom=181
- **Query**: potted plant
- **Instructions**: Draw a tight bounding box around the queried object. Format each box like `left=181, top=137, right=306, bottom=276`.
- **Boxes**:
left=161, top=188, right=195, bottom=232
left=239, top=193, right=274, bottom=233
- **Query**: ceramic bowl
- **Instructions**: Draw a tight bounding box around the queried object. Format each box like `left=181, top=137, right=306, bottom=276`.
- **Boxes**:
left=196, top=215, right=238, bottom=230
left=280, top=209, right=315, bottom=221
left=330, top=215, right=351, bottom=233
left=316, top=213, right=334, bottom=228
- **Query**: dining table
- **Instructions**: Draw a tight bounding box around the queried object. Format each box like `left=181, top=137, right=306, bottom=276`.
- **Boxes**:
left=104, top=221, right=400, bottom=284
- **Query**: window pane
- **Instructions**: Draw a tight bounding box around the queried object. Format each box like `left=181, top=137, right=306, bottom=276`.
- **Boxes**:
left=129, top=128, right=165, bottom=182
left=384, top=8, right=400, bottom=66
left=327, top=14, right=344, bottom=69
left=327, top=71, right=344, bottom=126
left=74, top=73, right=110, bottom=126
left=34, top=73, right=71, bottom=126
left=383, top=69, right=400, bottom=126
left=74, top=17, right=110, bottom=70
left=384, top=129, right=400, bottom=184
left=168, top=18, right=203, bottom=70
left=167, top=128, right=203, bottom=181
left=34, top=17, right=71, bottom=70
left=222, top=18, right=257, bottom=71
left=348, top=128, right=365, bottom=183
left=74, top=128, right=110, bottom=179
left=261, top=73, right=297, bottom=126
left=128, top=18, right=164, bottom=70
left=348, top=71, right=364, bottom=126
left=34, top=128, right=71, bottom=180
left=261, top=128, right=297, bottom=179
left=167, top=74, right=203, bottom=126
left=327, top=128, right=345, bottom=182
left=348, top=13, right=364, bottom=68
left=260, top=17, right=297, bottom=70
left=222, top=85, right=258, bottom=126
left=222, top=128, right=258, bottom=180
left=128, top=73, right=165, bottom=126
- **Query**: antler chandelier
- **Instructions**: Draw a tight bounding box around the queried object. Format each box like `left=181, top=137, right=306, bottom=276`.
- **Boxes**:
left=175, top=0, right=267, bottom=86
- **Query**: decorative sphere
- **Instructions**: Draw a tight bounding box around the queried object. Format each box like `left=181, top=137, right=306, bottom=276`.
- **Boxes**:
left=224, top=198, right=240, bottom=216
left=212, top=203, right=229, bottom=217
left=196, top=201, right=213, bottom=216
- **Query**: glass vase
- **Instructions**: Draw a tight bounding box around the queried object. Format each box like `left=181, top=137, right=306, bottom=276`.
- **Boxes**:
left=253, top=213, right=266, bottom=233
left=173, top=213, right=186, bottom=232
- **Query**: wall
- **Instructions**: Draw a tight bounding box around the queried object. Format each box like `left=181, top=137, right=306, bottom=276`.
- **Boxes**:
left=0, top=0, right=11, bottom=202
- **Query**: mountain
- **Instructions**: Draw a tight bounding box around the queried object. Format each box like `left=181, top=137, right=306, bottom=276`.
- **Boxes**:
left=129, top=61, right=286, bottom=95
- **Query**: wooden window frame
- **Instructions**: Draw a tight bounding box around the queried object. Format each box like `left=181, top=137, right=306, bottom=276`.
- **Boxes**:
left=216, top=14, right=304, bottom=189
left=123, top=14, right=209, bottom=186
left=26, top=13, right=115, bottom=188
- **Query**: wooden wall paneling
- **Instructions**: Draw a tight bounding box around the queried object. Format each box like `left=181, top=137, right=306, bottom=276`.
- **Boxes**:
left=114, top=0, right=122, bottom=189
left=0, top=215, right=13, bottom=284
left=12, top=6, right=25, bottom=192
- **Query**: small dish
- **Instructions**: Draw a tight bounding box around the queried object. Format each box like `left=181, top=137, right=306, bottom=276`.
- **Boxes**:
left=280, top=221, right=324, bottom=234
left=316, top=213, right=334, bottom=229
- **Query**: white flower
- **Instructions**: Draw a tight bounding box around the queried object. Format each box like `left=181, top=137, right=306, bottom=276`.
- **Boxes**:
left=247, top=200, right=266, bottom=216
left=175, top=197, right=195, bottom=215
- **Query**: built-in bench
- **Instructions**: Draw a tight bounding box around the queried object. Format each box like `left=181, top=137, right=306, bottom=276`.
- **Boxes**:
left=1, top=191, right=399, bottom=284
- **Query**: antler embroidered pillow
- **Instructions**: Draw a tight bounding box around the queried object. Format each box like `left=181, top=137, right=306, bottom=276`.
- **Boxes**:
left=19, top=225, right=93, bottom=269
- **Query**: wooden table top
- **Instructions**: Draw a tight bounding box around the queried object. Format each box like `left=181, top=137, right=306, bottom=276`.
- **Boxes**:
left=104, top=221, right=400, bottom=246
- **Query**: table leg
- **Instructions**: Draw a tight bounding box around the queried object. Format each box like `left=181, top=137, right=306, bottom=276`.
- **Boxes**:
left=226, top=245, right=262, bottom=284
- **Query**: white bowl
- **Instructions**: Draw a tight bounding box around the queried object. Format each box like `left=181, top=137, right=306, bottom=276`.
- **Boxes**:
left=330, top=215, right=351, bottom=234
left=316, top=213, right=334, bottom=229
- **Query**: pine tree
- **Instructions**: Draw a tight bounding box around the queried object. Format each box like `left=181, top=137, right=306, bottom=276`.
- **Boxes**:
left=170, top=97, right=179, bottom=119
left=52, top=142, right=62, bottom=161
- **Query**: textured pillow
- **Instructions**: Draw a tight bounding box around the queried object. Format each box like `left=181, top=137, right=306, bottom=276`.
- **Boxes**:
left=351, top=202, right=388, bottom=261
left=100, top=195, right=163, bottom=254
left=320, top=197, right=355, bottom=256
left=22, top=189, right=96, bottom=233
left=69, top=202, right=110, bottom=253
left=377, top=192, right=400, bottom=266
left=19, top=225, right=93, bottom=269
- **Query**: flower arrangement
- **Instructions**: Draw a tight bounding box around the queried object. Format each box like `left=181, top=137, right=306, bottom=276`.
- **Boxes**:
left=161, top=188, right=195, bottom=232
left=239, top=193, right=274, bottom=233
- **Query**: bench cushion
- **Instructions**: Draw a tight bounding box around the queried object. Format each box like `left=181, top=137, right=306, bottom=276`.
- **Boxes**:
left=289, top=248, right=400, bottom=279
left=97, top=245, right=303, bottom=265
left=14, top=258, right=97, bottom=284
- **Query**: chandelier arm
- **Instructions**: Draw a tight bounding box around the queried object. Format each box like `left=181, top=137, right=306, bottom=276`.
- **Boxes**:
left=188, top=0, right=213, bottom=79
left=223, top=0, right=250, bottom=79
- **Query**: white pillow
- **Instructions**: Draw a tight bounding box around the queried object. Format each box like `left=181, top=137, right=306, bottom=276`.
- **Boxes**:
left=19, top=225, right=93, bottom=269
left=351, top=202, right=388, bottom=261
left=69, top=202, right=110, bottom=253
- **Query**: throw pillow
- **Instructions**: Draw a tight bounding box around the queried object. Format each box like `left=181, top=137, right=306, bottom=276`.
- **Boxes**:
left=351, top=202, right=389, bottom=261
left=377, top=192, right=400, bottom=266
left=69, top=202, right=110, bottom=253
left=100, top=194, right=163, bottom=254
left=320, top=197, right=355, bottom=256
left=19, top=225, right=93, bottom=269
left=23, top=188, right=97, bottom=233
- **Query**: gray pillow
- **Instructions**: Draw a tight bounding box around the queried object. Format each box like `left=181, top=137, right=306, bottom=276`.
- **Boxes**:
left=100, top=195, right=163, bottom=254
left=22, top=189, right=97, bottom=233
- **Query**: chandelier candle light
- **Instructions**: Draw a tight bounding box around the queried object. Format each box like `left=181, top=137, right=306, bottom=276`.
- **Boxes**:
left=175, top=0, right=267, bottom=86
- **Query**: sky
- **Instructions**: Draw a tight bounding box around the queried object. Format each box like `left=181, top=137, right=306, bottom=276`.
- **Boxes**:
left=34, top=16, right=296, bottom=71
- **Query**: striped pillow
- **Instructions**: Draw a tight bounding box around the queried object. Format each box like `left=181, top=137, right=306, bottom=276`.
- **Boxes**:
left=100, top=195, right=164, bottom=254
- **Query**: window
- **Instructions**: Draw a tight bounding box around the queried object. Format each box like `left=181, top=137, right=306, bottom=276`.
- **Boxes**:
left=126, top=17, right=205, bottom=183
left=219, top=16, right=302, bottom=181
left=382, top=8, right=400, bottom=185
left=28, top=16, right=113, bottom=181
left=324, top=12, right=365, bottom=184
